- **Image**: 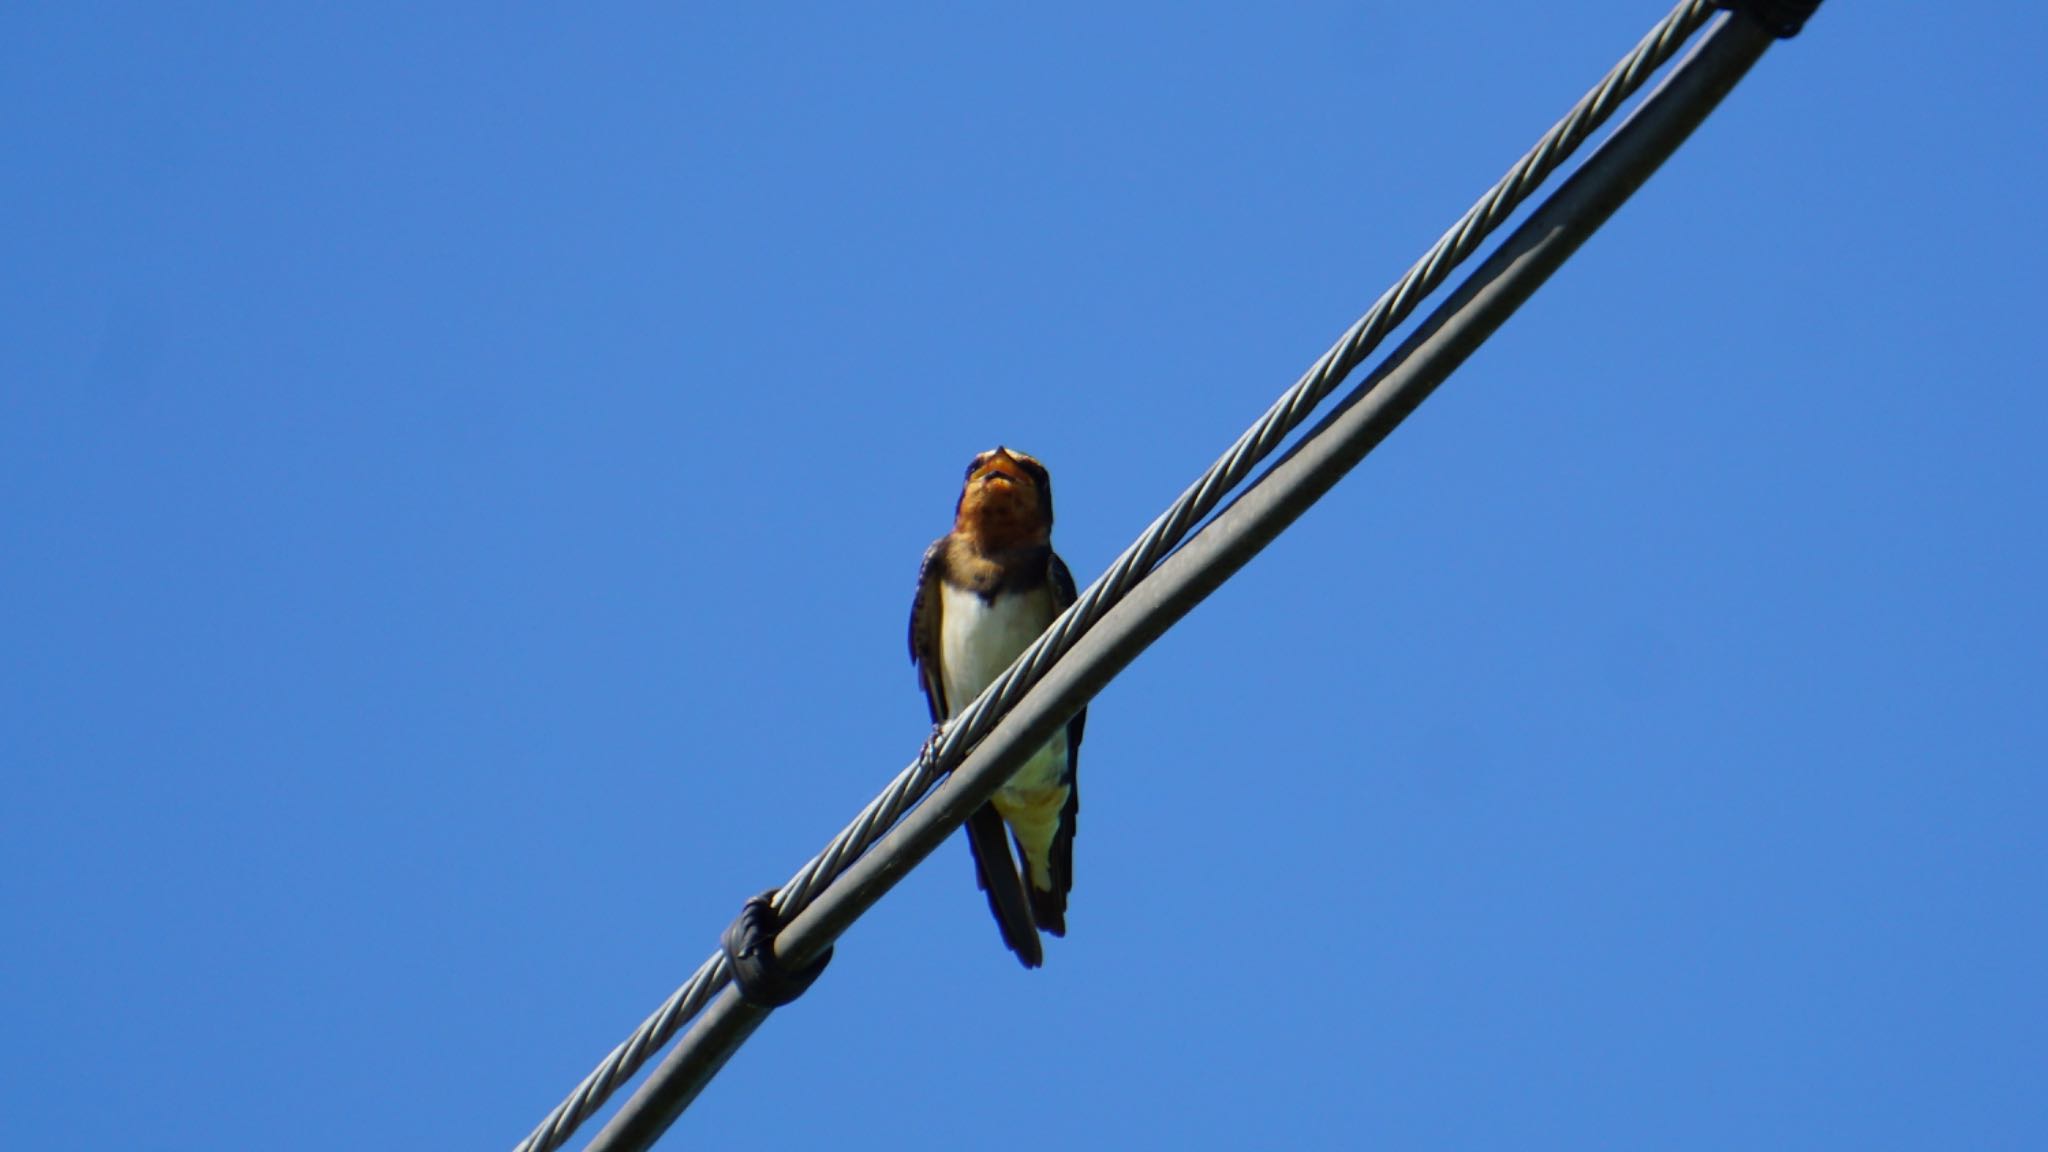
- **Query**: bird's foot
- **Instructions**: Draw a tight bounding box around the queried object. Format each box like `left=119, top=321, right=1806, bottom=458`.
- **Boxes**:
left=920, top=722, right=951, bottom=772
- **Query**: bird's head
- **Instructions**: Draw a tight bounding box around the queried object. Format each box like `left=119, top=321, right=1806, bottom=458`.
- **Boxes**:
left=954, top=446, right=1053, bottom=546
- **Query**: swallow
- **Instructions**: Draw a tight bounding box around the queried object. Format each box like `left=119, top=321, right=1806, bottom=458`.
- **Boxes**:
left=909, top=447, right=1084, bottom=968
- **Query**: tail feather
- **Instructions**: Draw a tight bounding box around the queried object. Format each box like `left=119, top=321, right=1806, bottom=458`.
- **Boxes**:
left=1023, top=777, right=1077, bottom=937
left=1026, top=876, right=1066, bottom=937
left=965, top=804, right=1042, bottom=968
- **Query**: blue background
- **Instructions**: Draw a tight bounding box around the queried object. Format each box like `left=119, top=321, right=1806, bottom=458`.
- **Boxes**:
left=5, top=3, right=2043, bottom=1148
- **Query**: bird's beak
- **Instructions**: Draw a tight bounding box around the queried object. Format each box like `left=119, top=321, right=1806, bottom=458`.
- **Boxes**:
left=977, top=448, right=1021, bottom=488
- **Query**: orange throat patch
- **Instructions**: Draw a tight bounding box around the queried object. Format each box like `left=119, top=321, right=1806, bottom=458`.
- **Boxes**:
left=955, top=478, right=1048, bottom=550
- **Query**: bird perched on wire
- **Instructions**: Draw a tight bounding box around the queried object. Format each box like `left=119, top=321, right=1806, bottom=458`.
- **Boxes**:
left=909, top=447, right=1084, bottom=968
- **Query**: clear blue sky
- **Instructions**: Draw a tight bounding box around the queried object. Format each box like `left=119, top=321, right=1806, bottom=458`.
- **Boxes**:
left=5, top=3, right=2044, bottom=1149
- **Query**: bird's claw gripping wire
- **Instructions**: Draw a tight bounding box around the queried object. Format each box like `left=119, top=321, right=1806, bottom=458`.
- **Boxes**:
left=919, top=722, right=951, bottom=772
left=720, top=890, right=833, bottom=1009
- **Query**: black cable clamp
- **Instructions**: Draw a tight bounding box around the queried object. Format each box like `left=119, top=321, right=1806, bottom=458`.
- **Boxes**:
left=1711, top=0, right=1821, bottom=39
left=721, top=890, right=833, bottom=1008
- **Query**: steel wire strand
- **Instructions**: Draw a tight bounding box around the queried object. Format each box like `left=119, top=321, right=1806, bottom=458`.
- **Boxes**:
left=511, top=757, right=944, bottom=1152
left=512, top=5, right=1714, bottom=1151
left=928, top=0, right=1714, bottom=763
left=589, top=14, right=1790, bottom=1147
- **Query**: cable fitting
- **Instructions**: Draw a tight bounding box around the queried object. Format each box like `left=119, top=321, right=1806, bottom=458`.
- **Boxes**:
left=1711, top=0, right=1820, bottom=38
left=721, top=891, right=833, bottom=1008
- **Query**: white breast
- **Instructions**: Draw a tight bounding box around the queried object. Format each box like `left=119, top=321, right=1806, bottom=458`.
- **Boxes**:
left=938, top=582, right=1069, bottom=795
left=938, top=582, right=1053, bottom=716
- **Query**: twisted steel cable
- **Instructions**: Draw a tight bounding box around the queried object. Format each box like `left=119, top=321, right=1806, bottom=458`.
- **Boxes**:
left=939, top=0, right=1717, bottom=770
left=513, top=4, right=1717, bottom=1150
